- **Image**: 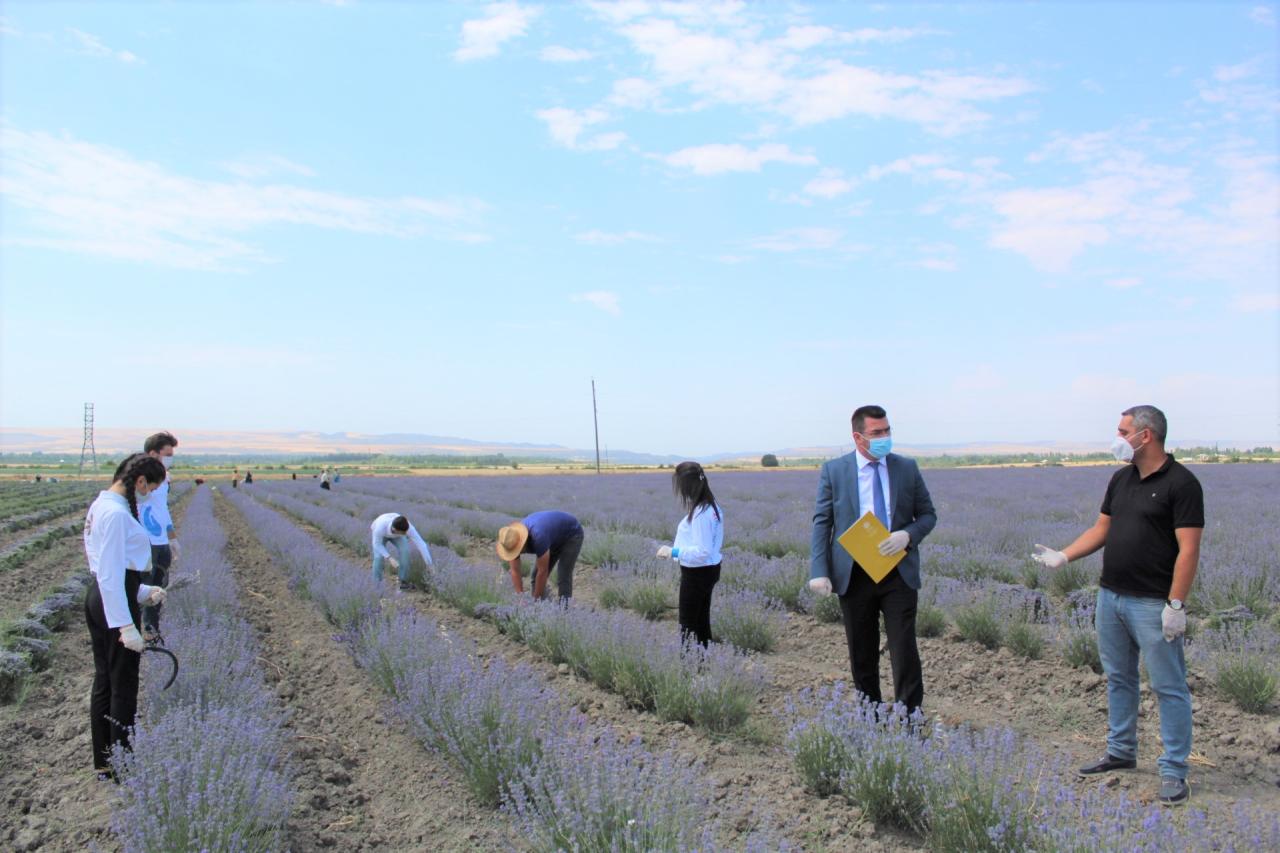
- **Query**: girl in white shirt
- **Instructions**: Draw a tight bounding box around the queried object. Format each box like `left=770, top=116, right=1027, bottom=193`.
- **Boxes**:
left=84, top=452, right=168, bottom=777
left=656, top=462, right=724, bottom=647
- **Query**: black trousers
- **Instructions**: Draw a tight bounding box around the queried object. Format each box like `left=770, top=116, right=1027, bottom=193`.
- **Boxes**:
left=679, top=564, right=721, bottom=647
left=838, top=567, right=923, bottom=712
left=85, top=572, right=142, bottom=772
left=536, top=531, right=584, bottom=602
left=142, top=543, right=171, bottom=633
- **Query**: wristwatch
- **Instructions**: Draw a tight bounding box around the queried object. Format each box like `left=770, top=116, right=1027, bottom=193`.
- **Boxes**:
left=1168, top=599, right=1183, bottom=611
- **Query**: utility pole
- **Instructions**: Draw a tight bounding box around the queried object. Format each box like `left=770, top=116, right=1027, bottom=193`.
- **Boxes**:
left=591, top=379, right=601, bottom=474
left=78, top=403, right=97, bottom=478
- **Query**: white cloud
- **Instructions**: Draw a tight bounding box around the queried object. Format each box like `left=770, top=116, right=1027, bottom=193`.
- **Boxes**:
left=222, top=154, right=316, bottom=179
left=573, top=230, right=660, bottom=245
left=1231, top=292, right=1280, bottom=312
left=540, top=45, right=593, bottom=62
left=67, top=28, right=141, bottom=63
left=572, top=290, right=622, bottom=315
left=1249, top=5, right=1276, bottom=26
left=607, top=77, right=664, bottom=109
left=535, top=107, right=625, bottom=151
left=0, top=126, right=490, bottom=271
left=604, top=14, right=1028, bottom=135
left=1106, top=277, right=1142, bottom=289
left=455, top=2, right=539, bottom=62
left=987, top=130, right=1278, bottom=284
left=803, top=168, right=858, bottom=198
left=865, top=153, right=945, bottom=181
left=748, top=226, right=844, bottom=252
left=664, top=143, right=815, bottom=175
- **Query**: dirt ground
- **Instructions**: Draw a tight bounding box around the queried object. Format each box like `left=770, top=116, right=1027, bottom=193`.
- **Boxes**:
left=3, top=487, right=1277, bottom=852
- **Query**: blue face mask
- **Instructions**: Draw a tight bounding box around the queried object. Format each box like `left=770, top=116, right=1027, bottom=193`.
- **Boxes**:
left=868, top=437, right=893, bottom=459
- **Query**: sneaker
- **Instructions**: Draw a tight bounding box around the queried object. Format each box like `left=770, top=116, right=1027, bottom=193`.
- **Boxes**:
left=1078, top=754, right=1137, bottom=776
left=1158, top=777, right=1189, bottom=806
left=398, top=580, right=411, bottom=592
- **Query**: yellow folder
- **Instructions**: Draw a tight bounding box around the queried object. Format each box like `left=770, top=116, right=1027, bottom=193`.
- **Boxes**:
left=837, top=512, right=904, bottom=583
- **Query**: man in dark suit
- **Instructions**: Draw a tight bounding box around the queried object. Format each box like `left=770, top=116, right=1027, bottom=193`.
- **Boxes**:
left=809, top=404, right=938, bottom=712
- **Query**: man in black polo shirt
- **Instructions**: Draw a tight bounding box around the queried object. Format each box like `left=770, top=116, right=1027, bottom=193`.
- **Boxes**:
left=1031, top=404, right=1203, bottom=806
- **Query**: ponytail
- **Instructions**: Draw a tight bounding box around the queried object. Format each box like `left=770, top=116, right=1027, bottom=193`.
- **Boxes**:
left=113, top=453, right=167, bottom=520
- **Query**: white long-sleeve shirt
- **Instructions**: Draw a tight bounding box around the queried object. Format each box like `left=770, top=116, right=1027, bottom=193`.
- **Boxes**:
left=84, top=491, right=158, bottom=629
left=139, top=476, right=174, bottom=546
left=669, top=503, right=724, bottom=568
left=370, top=513, right=433, bottom=564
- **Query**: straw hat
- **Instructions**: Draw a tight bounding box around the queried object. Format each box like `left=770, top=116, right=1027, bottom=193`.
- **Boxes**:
left=496, top=522, right=529, bottom=561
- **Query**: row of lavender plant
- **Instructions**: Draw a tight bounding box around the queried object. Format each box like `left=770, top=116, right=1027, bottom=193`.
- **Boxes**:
left=259, top=472, right=1280, bottom=713
left=267, top=480, right=797, bottom=652
left=786, top=683, right=1280, bottom=852
left=253, top=479, right=778, bottom=686
left=110, top=484, right=294, bottom=853
left=221, top=486, right=790, bottom=850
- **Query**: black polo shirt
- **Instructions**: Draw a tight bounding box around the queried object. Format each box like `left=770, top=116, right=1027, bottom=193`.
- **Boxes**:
left=1100, top=454, right=1204, bottom=599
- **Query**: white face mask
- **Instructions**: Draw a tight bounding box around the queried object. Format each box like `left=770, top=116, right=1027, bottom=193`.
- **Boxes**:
left=1110, top=432, right=1142, bottom=463
left=160, top=455, right=174, bottom=469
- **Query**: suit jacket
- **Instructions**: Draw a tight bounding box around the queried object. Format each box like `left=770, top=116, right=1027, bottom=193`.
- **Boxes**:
left=810, top=451, right=938, bottom=594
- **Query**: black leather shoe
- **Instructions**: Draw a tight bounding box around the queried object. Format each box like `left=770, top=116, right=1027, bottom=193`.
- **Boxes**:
left=1078, top=754, right=1137, bottom=776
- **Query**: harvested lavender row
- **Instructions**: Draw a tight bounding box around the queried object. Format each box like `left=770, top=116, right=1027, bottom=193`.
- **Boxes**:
left=222, top=485, right=791, bottom=850
left=110, top=484, right=294, bottom=853
left=786, top=683, right=1280, bottom=852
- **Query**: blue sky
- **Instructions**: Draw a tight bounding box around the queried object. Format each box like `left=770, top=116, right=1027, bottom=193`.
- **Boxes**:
left=1, top=1, right=1276, bottom=456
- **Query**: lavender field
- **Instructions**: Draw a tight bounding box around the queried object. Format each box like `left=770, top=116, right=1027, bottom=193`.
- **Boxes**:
left=1, top=464, right=1278, bottom=851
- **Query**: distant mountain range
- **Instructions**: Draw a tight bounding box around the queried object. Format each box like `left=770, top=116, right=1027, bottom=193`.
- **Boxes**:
left=0, top=427, right=1267, bottom=463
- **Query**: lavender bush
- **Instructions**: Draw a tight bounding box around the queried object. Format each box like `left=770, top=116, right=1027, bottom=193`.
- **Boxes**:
left=111, top=486, right=294, bottom=853
left=710, top=588, right=786, bottom=653
left=1190, top=620, right=1280, bottom=713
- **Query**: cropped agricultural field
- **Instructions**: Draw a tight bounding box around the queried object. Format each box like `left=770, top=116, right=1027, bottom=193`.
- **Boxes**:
left=1, top=465, right=1277, bottom=852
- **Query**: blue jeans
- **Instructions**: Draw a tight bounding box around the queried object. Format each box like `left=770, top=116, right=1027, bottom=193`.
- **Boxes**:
left=372, top=537, right=411, bottom=584
left=1096, top=587, right=1192, bottom=780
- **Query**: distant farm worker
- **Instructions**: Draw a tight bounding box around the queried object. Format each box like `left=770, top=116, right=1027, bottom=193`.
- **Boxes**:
left=140, top=431, right=179, bottom=642
left=333, top=471, right=341, bottom=484
left=244, top=470, right=253, bottom=484
left=84, top=453, right=168, bottom=779
left=656, top=462, right=724, bottom=647
left=809, top=404, right=938, bottom=715
left=319, top=468, right=331, bottom=490
left=497, top=511, right=584, bottom=602
left=370, top=513, right=434, bottom=592
left=1031, top=405, right=1202, bottom=807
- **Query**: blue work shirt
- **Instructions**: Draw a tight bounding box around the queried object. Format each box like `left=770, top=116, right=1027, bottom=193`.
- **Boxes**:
left=522, top=511, right=583, bottom=557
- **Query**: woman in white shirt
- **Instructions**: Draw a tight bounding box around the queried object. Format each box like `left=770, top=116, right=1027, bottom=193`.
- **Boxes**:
left=656, top=462, right=724, bottom=647
left=84, top=452, right=168, bottom=778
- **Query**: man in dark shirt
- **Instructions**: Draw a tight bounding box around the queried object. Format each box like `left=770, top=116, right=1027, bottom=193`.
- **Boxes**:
left=496, top=510, right=585, bottom=602
left=1032, top=405, right=1203, bottom=806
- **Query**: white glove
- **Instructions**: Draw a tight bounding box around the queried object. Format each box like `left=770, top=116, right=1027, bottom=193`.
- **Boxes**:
left=656, top=545, right=673, bottom=559
left=118, top=624, right=145, bottom=652
left=1162, top=605, right=1187, bottom=642
left=386, top=557, right=400, bottom=572
left=878, top=531, right=909, bottom=556
left=808, top=577, right=832, bottom=596
left=1031, top=544, right=1068, bottom=570
left=146, top=587, right=167, bottom=606
left=169, top=540, right=181, bottom=560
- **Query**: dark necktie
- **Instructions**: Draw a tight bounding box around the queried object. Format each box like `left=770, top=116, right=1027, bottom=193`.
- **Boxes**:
left=870, top=460, right=888, bottom=528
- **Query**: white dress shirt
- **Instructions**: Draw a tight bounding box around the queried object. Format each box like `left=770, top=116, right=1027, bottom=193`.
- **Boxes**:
left=671, top=503, right=724, bottom=568
left=370, top=512, right=433, bottom=564
left=84, top=491, right=157, bottom=629
left=856, top=451, right=893, bottom=526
